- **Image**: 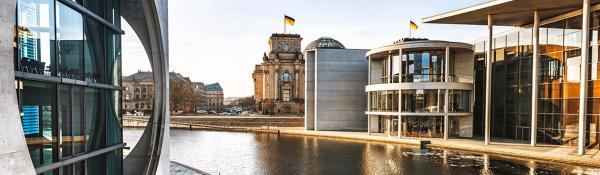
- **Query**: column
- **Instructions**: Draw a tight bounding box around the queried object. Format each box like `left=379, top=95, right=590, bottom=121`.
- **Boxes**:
left=295, top=70, right=299, bottom=98
left=444, top=46, right=450, bottom=140
left=398, top=49, right=403, bottom=138
left=368, top=55, right=372, bottom=135
left=387, top=53, right=392, bottom=83
left=531, top=10, right=540, bottom=147
left=368, top=115, right=372, bottom=135
left=484, top=14, right=493, bottom=145
left=387, top=116, right=391, bottom=137
left=579, top=0, right=591, bottom=156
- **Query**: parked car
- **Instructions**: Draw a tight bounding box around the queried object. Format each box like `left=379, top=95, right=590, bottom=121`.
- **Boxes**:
left=196, top=110, right=208, bottom=114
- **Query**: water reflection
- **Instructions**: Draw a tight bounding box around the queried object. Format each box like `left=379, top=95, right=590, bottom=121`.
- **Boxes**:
left=123, top=129, right=600, bottom=175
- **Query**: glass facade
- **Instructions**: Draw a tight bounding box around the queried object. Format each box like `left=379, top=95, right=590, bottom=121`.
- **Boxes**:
left=473, top=12, right=600, bottom=148
left=369, top=90, right=398, bottom=112
left=401, top=51, right=447, bottom=83
left=14, top=0, right=122, bottom=174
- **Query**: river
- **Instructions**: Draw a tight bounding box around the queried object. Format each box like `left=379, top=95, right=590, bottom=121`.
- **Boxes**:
left=123, top=128, right=600, bottom=175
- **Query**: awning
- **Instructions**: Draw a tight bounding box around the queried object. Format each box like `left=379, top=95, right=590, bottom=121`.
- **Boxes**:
left=422, top=0, right=599, bottom=26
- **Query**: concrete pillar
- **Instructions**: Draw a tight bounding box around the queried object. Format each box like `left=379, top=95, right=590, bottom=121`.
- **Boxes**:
left=578, top=0, right=591, bottom=156
left=398, top=49, right=403, bottom=138
left=445, top=46, right=450, bottom=82
left=387, top=53, right=392, bottom=83
left=368, top=55, right=372, bottom=84
left=387, top=116, right=391, bottom=137
left=531, top=10, right=540, bottom=147
left=484, top=14, right=493, bottom=145
left=444, top=89, right=449, bottom=140
left=368, top=115, right=371, bottom=135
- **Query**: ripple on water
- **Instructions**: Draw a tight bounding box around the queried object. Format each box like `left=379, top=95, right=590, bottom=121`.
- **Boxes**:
left=123, top=128, right=600, bottom=175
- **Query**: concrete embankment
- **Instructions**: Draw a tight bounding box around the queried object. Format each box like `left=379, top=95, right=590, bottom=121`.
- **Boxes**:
left=276, top=129, right=600, bottom=168
left=123, top=115, right=303, bottom=132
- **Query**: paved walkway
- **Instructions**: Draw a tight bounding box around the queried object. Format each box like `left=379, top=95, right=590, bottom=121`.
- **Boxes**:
left=170, top=161, right=210, bottom=175
left=278, top=127, right=600, bottom=167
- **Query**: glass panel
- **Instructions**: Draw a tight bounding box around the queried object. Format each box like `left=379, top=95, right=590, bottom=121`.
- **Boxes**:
left=107, top=90, right=122, bottom=145
left=84, top=0, right=104, bottom=18
left=391, top=54, right=399, bottom=83
left=87, top=154, right=106, bottom=175
left=401, top=51, right=445, bottom=82
left=59, top=85, right=73, bottom=157
left=56, top=2, right=84, bottom=80
left=107, top=32, right=121, bottom=86
left=19, top=80, right=57, bottom=167
left=17, top=0, right=55, bottom=76
left=84, top=17, right=106, bottom=83
left=85, top=88, right=105, bottom=151
left=401, top=89, right=439, bottom=112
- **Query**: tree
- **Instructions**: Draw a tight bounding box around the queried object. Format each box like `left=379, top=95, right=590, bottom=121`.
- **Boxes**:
left=169, top=75, right=199, bottom=114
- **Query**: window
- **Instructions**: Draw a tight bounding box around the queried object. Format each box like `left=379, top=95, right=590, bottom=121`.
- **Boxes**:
left=281, top=72, right=293, bottom=82
left=84, top=17, right=106, bottom=83
left=16, top=0, right=55, bottom=76
left=19, top=80, right=57, bottom=167
left=282, top=90, right=291, bottom=102
left=57, top=2, right=84, bottom=80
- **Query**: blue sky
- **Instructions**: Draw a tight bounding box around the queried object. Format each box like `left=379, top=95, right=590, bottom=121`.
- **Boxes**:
left=122, top=0, right=511, bottom=97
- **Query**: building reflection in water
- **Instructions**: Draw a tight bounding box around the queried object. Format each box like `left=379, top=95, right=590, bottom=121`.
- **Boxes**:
left=124, top=130, right=599, bottom=175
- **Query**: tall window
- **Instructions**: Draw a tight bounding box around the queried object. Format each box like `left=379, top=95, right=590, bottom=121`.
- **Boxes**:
left=282, top=89, right=291, bottom=102
left=16, top=0, right=55, bottom=76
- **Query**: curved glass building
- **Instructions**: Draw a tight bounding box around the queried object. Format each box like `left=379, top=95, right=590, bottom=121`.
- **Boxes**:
left=366, top=38, right=474, bottom=139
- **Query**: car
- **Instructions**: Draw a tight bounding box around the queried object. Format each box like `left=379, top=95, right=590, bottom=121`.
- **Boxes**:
left=196, top=110, right=208, bottom=114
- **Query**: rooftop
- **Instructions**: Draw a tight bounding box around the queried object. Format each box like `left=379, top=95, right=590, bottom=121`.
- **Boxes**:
left=422, top=0, right=599, bottom=26
left=205, top=83, right=223, bottom=91
left=305, top=37, right=346, bottom=51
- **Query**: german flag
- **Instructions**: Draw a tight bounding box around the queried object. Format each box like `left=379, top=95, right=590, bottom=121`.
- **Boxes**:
left=410, top=21, right=418, bottom=30
left=284, top=15, right=295, bottom=26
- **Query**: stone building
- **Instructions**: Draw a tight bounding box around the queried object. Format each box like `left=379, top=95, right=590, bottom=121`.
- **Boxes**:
left=205, top=83, right=224, bottom=111
left=123, top=71, right=154, bottom=114
left=124, top=71, right=210, bottom=114
left=194, top=82, right=208, bottom=111
left=253, top=33, right=305, bottom=114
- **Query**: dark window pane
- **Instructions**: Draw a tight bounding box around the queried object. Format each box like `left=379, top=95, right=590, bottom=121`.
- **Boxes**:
left=57, top=2, right=83, bottom=80
left=19, top=80, right=57, bottom=167
left=85, top=88, right=105, bottom=151
left=84, top=17, right=106, bottom=83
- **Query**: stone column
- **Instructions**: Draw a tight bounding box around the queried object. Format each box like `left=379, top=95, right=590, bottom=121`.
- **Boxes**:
left=578, top=0, right=591, bottom=155
left=531, top=10, right=540, bottom=147
left=485, top=14, right=493, bottom=145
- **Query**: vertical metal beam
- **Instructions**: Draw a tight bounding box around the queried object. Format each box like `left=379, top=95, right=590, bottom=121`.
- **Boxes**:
left=579, top=0, right=591, bottom=156
left=531, top=10, right=540, bottom=147
left=485, top=14, right=493, bottom=145
left=368, top=56, right=372, bottom=85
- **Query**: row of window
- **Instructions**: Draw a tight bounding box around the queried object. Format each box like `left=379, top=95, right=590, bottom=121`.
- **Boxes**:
left=17, top=80, right=122, bottom=173
left=15, top=0, right=121, bottom=85
left=369, top=50, right=458, bottom=84
left=473, top=12, right=600, bottom=146
left=368, top=89, right=471, bottom=113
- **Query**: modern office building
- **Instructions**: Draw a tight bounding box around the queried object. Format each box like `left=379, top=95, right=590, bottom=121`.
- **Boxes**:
left=252, top=34, right=305, bottom=115
left=423, top=0, right=600, bottom=155
left=0, top=0, right=170, bottom=174
left=304, top=37, right=369, bottom=131
left=365, top=38, right=475, bottom=139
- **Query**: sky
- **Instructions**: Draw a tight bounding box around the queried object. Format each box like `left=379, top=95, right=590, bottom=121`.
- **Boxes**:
left=121, top=0, right=512, bottom=98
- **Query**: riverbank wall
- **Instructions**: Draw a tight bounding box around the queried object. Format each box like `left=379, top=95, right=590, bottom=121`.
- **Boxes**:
left=124, top=115, right=304, bottom=128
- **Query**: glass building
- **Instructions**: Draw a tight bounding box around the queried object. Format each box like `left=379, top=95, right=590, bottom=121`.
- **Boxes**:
left=365, top=38, right=474, bottom=139
left=423, top=0, right=600, bottom=155
left=13, top=0, right=123, bottom=174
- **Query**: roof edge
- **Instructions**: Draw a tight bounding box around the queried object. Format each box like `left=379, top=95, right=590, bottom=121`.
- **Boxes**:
left=422, top=0, right=513, bottom=23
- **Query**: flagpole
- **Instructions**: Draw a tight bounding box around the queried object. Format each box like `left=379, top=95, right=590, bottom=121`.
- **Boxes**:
left=284, top=14, right=286, bottom=33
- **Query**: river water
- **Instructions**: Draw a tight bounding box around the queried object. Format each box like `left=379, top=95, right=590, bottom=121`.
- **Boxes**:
left=123, top=128, right=600, bottom=175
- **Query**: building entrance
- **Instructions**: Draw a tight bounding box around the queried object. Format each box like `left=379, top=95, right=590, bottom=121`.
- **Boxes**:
left=402, top=116, right=443, bottom=138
